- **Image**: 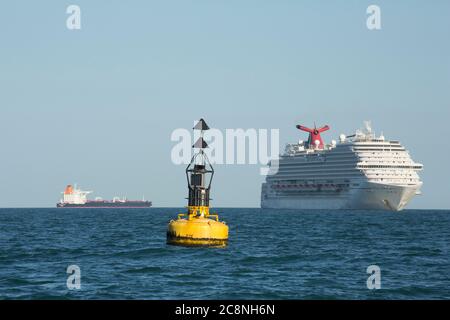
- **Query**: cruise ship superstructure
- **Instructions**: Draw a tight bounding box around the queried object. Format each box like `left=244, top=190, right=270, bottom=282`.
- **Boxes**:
left=261, top=122, right=423, bottom=211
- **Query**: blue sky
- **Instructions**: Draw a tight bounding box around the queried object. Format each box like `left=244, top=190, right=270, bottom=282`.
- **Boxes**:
left=0, top=1, right=449, bottom=208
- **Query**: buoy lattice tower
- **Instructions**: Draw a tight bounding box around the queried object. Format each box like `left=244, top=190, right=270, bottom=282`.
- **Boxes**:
left=166, top=119, right=229, bottom=247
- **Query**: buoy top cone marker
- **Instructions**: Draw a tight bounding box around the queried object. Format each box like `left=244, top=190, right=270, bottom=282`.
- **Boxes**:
left=166, top=119, right=229, bottom=247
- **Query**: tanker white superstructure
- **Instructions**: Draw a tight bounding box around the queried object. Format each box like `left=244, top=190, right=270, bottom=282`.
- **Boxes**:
left=261, top=122, right=423, bottom=211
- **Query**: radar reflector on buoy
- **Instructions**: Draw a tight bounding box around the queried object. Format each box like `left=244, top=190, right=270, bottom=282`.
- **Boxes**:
left=193, top=118, right=210, bottom=131
left=193, top=137, right=209, bottom=149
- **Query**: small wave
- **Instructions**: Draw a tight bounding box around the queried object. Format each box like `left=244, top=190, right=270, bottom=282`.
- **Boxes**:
left=124, top=266, right=163, bottom=274
left=115, top=247, right=167, bottom=258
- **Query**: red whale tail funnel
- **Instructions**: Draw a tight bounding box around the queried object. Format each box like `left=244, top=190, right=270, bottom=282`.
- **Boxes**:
left=296, top=124, right=330, bottom=149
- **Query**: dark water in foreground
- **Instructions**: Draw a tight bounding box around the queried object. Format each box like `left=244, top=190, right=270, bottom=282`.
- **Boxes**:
left=0, top=208, right=449, bottom=299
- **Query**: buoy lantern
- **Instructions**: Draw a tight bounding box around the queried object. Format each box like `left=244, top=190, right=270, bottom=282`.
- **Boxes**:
left=167, top=119, right=229, bottom=247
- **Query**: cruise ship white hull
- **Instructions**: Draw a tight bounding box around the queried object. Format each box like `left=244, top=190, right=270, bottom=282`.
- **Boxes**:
left=261, top=182, right=422, bottom=211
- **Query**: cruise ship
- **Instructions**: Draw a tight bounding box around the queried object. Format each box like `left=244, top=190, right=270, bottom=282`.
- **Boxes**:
left=57, top=184, right=152, bottom=208
left=261, top=122, right=423, bottom=211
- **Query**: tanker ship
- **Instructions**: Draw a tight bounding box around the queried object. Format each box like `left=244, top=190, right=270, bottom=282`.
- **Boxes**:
left=56, top=184, right=152, bottom=208
left=261, top=121, right=423, bottom=211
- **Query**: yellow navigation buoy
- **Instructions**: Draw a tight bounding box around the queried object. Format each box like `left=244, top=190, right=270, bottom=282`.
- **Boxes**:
left=167, top=119, right=229, bottom=247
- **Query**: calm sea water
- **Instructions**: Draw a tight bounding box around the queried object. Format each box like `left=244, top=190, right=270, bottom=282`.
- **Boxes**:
left=0, top=208, right=449, bottom=300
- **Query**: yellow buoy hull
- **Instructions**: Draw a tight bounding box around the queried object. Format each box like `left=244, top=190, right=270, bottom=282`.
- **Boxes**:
left=167, top=216, right=229, bottom=247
